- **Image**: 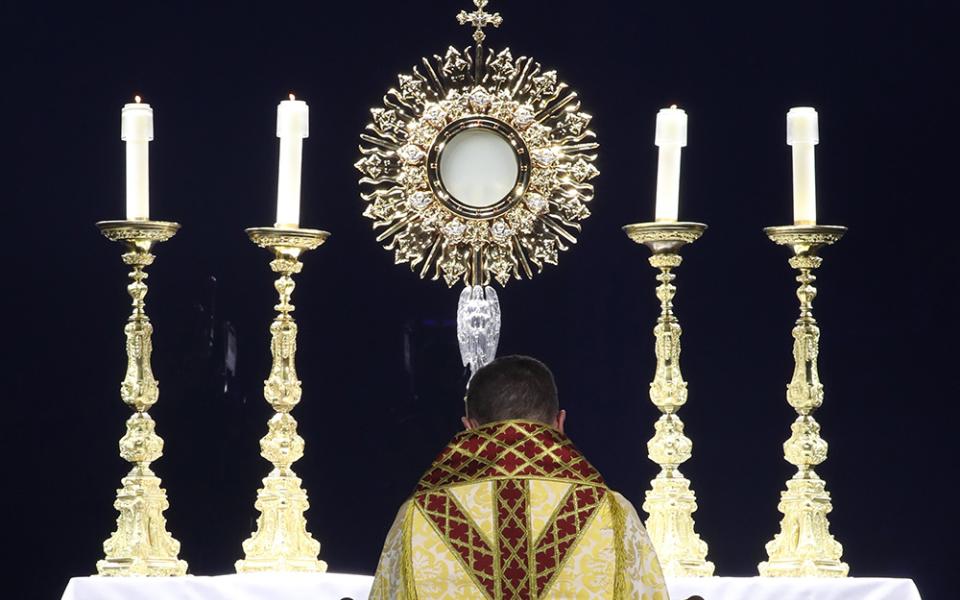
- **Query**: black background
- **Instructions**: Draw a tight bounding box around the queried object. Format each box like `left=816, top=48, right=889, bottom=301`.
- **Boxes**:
left=3, top=1, right=957, bottom=598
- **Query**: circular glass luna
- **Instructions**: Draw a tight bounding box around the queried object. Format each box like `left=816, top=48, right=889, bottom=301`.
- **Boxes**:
left=429, top=118, right=529, bottom=218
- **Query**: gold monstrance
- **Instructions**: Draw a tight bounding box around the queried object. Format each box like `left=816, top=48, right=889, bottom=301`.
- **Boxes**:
left=356, top=0, right=600, bottom=374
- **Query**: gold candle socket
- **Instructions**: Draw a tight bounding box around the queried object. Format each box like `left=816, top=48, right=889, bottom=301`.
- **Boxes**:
left=759, top=224, right=849, bottom=577
left=623, top=221, right=714, bottom=577
left=236, top=226, right=329, bottom=573
left=95, top=220, right=188, bottom=577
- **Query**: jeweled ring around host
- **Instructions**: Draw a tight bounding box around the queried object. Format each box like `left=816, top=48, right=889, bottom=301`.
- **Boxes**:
left=427, top=116, right=530, bottom=220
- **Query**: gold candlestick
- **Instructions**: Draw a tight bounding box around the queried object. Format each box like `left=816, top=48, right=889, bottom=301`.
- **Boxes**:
left=623, top=221, right=714, bottom=577
left=236, top=226, right=329, bottom=573
left=759, top=224, right=849, bottom=577
left=95, top=220, right=188, bottom=577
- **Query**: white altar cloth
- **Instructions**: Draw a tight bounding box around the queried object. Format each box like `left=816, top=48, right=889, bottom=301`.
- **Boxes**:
left=667, top=577, right=921, bottom=600
left=62, top=573, right=374, bottom=600
left=62, top=573, right=922, bottom=600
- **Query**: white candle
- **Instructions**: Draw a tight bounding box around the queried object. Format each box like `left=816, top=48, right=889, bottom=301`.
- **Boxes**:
left=276, top=94, right=309, bottom=227
left=787, top=107, right=819, bottom=225
left=121, top=96, right=153, bottom=220
left=654, top=105, right=687, bottom=222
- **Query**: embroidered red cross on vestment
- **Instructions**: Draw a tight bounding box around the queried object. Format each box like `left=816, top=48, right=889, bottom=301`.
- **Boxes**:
left=413, top=421, right=608, bottom=599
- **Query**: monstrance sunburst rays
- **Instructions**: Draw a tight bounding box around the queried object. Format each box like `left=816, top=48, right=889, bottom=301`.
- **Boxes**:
left=355, top=44, right=600, bottom=287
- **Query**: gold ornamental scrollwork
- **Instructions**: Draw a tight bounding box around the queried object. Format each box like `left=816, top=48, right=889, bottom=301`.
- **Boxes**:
left=237, top=226, right=329, bottom=573
left=356, top=0, right=599, bottom=287
left=759, top=224, right=849, bottom=578
left=95, top=220, right=187, bottom=577
left=623, top=221, right=714, bottom=577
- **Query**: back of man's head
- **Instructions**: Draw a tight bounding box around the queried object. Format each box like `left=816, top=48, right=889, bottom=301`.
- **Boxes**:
left=465, top=355, right=559, bottom=425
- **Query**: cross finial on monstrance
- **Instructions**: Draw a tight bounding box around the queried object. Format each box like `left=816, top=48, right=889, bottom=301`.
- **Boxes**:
left=457, top=0, right=503, bottom=44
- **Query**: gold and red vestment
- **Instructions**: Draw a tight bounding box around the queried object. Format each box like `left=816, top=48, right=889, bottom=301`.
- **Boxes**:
left=370, top=420, right=668, bottom=599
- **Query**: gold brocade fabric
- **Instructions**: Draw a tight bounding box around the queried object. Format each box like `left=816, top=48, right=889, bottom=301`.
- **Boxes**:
left=370, top=420, right=669, bottom=599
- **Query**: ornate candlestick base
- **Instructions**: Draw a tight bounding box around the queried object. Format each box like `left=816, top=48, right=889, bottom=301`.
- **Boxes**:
left=236, top=227, right=329, bottom=573
left=95, top=220, right=188, bottom=577
left=759, top=224, right=849, bottom=578
left=623, top=221, right=714, bottom=577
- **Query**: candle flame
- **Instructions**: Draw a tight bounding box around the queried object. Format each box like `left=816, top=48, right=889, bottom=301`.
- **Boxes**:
left=289, top=93, right=296, bottom=101
left=135, top=95, right=142, bottom=103
left=670, top=104, right=678, bottom=109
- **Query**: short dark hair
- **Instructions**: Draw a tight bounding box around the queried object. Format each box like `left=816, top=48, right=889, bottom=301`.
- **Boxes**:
left=465, top=355, right=559, bottom=425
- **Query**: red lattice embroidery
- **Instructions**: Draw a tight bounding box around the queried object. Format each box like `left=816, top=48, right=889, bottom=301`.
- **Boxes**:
left=534, top=485, right=606, bottom=596
left=416, top=491, right=497, bottom=598
left=497, top=480, right=530, bottom=599
left=417, top=421, right=604, bottom=492
left=412, top=421, right=610, bottom=599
